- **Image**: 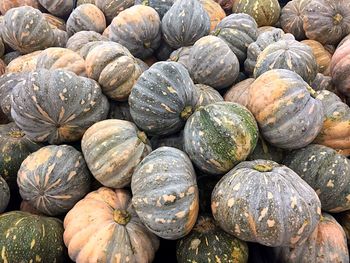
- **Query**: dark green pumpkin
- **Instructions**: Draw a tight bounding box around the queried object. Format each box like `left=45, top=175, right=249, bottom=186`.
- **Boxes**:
left=150, top=130, right=184, bottom=151
left=108, top=101, right=133, bottom=122
left=135, top=0, right=175, bottom=18
left=0, top=176, right=9, bottom=213
left=247, top=137, right=284, bottom=163
left=95, top=0, right=134, bottom=23
left=194, top=84, right=223, bottom=108
left=169, top=46, right=192, bottom=70
left=66, top=31, right=108, bottom=54
left=176, top=215, right=249, bottom=263
left=184, top=102, right=259, bottom=175
left=38, top=0, right=74, bottom=17
left=0, top=211, right=65, bottom=262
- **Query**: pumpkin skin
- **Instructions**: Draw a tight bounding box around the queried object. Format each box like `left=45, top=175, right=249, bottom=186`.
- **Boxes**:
left=134, top=0, right=175, bottom=19
left=0, top=176, right=9, bottom=213
left=169, top=46, right=192, bottom=70
left=38, top=0, right=74, bottom=17
left=20, top=200, right=42, bottom=215
left=200, top=0, right=226, bottom=31
left=303, top=0, right=350, bottom=45
left=129, top=61, right=197, bottom=136
left=188, top=36, right=240, bottom=89
left=280, top=0, right=308, bottom=40
left=194, top=84, right=223, bottom=108
left=18, top=145, right=91, bottom=216
left=232, top=0, right=281, bottom=27
left=313, top=90, right=350, bottom=156
left=43, top=13, right=66, bottom=31
left=0, top=211, right=65, bottom=262
left=150, top=130, right=184, bottom=151
left=211, top=159, right=322, bottom=247
left=176, top=215, right=249, bottom=263
left=155, top=41, right=174, bottom=61
left=95, top=0, right=134, bottom=23
left=301, top=40, right=332, bottom=75
left=224, top=78, right=255, bottom=108
left=248, top=69, right=324, bottom=149
left=66, top=31, right=108, bottom=54
left=66, top=4, right=106, bottom=36
left=184, top=102, right=259, bottom=175
left=76, top=0, right=95, bottom=5
left=52, top=28, right=68, bottom=48
left=64, top=187, right=159, bottom=263
left=108, top=101, right=133, bottom=122
left=310, top=73, right=337, bottom=93
left=331, top=39, right=350, bottom=97
left=0, top=0, right=40, bottom=15
left=161, top=0, right=210, bottom=49
left=82, top=119, right=151, bottom=188
left=6, top=50, right=42, bottom=73
left=11, top=69, right=109, bottom=144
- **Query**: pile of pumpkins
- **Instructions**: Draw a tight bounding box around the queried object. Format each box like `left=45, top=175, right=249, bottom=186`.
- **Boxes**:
left=0, top=0, right=350, bottom=262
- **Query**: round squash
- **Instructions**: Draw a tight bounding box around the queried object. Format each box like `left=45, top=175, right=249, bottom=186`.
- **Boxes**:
left=188, top=35, right=239, bottom=89
left=200, top=0, right=226, bottom=31
left=212, top=159, right=322, bottom=247
left=64, top=187, right=159, bottom=263
left=18, top=145, right=91, bottom=216
left=184, top=102, right=259, bottom=175
left=176, top=215, right=249, bottom=263
left=331, top=39, right=350, bottom=97
left=51, top=28, right=68, bottom=48
left=280, top=0, right=308, bottom=40
left=11, top=69, right=109, bottom=144
left=161, top=0, right=210, bottom=49
left=0, top=176, right=9, bottom=213
left=76, top=0, right=95, bottom=5
left=248, top=69, right=324, bottom=149
left=150, top=130, right=184, bottom=151
left=135, top=0, right=175, bottom=18
left=95, top=0, right=134, bottom=23
left=169, top=46, right=192, bottom=70
left=6, top=50, right=42, bottom=73
left=129, top=61, right=197, bottom=136
left=0, top=0, right=40, bottom=15
left=43, top=13, right=66, bottom=31
left=247, top=137, right=284, bottom=163
left=108, top=101, right=133, bottom=122
left=224, top=78, right=255, bottom=108
left=131, top=146, right=199, bottom=240
left=194, top=84, right=223, bottom=108
left=66, top=31, right=108, bottom=54
left=0, top=211, right=65, bottom=262
left=301, top=40, right=332, bottom=75
left=38, top=0, right=74, bottom=17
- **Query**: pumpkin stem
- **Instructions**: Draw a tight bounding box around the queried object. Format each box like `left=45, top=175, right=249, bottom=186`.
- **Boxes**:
left=9, top=130, right=25, bottom=138
left=253, top=164, right=273, bottom=172
left=333, top=13, right=343, bottom=25
left=113, top=210, right=131, bottom=225
left=180, top=106, right=193, bottom=120
left=142, top=0, right=149, bottom=5
left=212, top=28, right=221, bottom=36
left=137, top=131, right=148, bottom=144
left=144, top=41, right=151, bottom=49
left=306, top=85, right=317, bottom=98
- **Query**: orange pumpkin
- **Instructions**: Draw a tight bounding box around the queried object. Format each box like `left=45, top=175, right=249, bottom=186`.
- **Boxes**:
left=200, top=0, right=226, bottom=31
left=6, top=51, right=42, bottom=73
left=224, top=78, right=254, bottom=108
left=301, top=40, right=332, bottom=75
left=0, top=0, right=40, bottom=14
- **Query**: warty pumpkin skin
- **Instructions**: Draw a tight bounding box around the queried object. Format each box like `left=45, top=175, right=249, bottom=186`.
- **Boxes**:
left=95, top=0, right=134, bottom=23
left=176, top=215, right=249, bottom=263
left=17, top=145, right=91, bottom=216
left=0, top=0, right=40, bottom=15
left=188, top=35, right=240, bottom=90
left=301, top=39, right=332, bottom=75
left=169, top=46, right=192, bottom=70
left=194, top=84, right=223, bottom=109
left=211, top=159, right=322, bottom=247
left=134, top=0, right=175, bottom=19
left=64, top=187, right=159, bottom=263
left=6, top=50, right=42, bottom=73
left=247, top=69, right=324, bottom=150
left=11, top=69, right=109, bottom=144
left=161, top=0, right=210, bottom=49
left=129, top=61, right=198, bottom=136
left=131, top=146, right=199, bottom=240
left=331, top=39, right=350, bottom=97
left=0, top=176, right=9, bottom=213
left=66, top=31, right=108, bottom=54
left=184, top=102, right=259, bottom=175
left=108, top=101, right=133, bottom=122
left=38, top=0, right=74, bottom=17
left=224, top=78, right=255, bottom=108
left=200, top=0, right=226, bottom=31
left=0, top=211, right=65, bottom=263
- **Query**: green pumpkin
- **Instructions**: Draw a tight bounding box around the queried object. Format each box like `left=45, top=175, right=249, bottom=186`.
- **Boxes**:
left=176, top=215, right=249, bottom=263
left=0, top=211, right=65, bottom=262
left=0, top=176, right=9, bottom=213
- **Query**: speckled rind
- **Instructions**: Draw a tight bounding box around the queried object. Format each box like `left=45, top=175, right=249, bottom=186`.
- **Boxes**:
left=38, top=0, right=74, bottom=17
left=301, top=40, right=332, bottom=75
left=95, top=0, right=134, bottom=23
left=0, top=0, right=40, bottom=15
left=194, top=84, right=223, bottom=108
left=280, top=0, right=308, bottom=40
left=0, top=176, right=9, bottom=213
left=6, top=50, right=42, bottom=73
left=169, top=46, right=192, bottom=70
left=66, top=31, right=108, bottom=54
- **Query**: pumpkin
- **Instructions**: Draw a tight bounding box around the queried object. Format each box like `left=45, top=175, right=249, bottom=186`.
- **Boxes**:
left=0, top=176, right=9, bottom=213
left=150, top=130, right=184, bottom=151
left=18, top=145, right=91, bottom=216
left=64, top=187, right=159, bottom=263
left=184, top=102, right=258, bottom=175
left=0, top=0, right=40, bottom=15
left=11, top=69, right=109, bottom=144
left=38, top=0, right=74, bottom=17
left=76, top=0, right=95, bottom=5
left=52, top=28, right=68, bottom=48
left=211, top=159, right=322, bottom=247
left=273, top=213, right=349, bottom=262
left=247, top=137, right=284, bottom=163
left=66, top=31, right=108, bottom=54
left=2, top=51, right=21, bottom=65
left=102, top=25, right=110, bottom=38
left=336, top=211, right=350, bottom=244
left=20, top=200, right=42, bottom=215
left=338, top=33, right=350, bottom=48
left=169, top=46, right=192, bottom=70
left=131, top=146, right=199, bottom=239
left=109, top=5, right=161, bottom=59
left=0, top=211, right=65, bottom=262
left=197, top=174, right=220, bottom=213
left=254, top=39, right=318, bottom=84
left=43, top=13, right=66, bottom=31
left=0, top=59, right=5, bottom=75
left=224, top=78, right=254, bottom=108
left=85, top=42, right=143, bottom=101
left=194, top=84, right=223, bottom=108
left=134, top=0, right=175, bottom=19
left=161, top=0, right=210, bottom=49
left=66, top=4, right=106, bottom=36
left=78, top=40, right=111, bottom=60
left=301, top=40, right=332, bottom=75
left=214, top=0, right=234, bottom=13
left=232, top=0, right=281, bottom=27
left=95, top=0, right=134, bottom=23
left=6, top=50, right=42, bottom=73
left=257, top=26, right=278, bottom=35
left=108, top=101, right=133, bottom=122
left=244, top=28, right=295, bottom=76
left=331, top=39, right=350, bottom=97
left=188, top=36, right=240, bottom=89
left=211, top=13, right=258, bottom=64
left=313, top=90, right=350, bottom=156
left=247, top=69, right=324, bottom=149
left=280, top=0, right=308, bottom=40
left=310, top=73, right=336, bottom=92
left=200, top=0, right=226, bottom=31
left=129, top=61, right=197, bottom=136
left=176, top=215, right=249, bottom=263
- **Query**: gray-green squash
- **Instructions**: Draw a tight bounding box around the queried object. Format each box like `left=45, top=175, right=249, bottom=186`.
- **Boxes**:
left=194, top=84, right=223, bottom=108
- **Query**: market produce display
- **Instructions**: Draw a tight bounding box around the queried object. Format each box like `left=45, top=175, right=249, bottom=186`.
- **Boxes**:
left=0, top=1, right=349, bottom=262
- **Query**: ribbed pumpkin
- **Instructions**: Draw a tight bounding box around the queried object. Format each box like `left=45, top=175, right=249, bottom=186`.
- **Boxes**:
left=161, top=0, right=210, bottom=49
left=134, top=0, right=175, bottom=19
left=0, top=211, right=65, bottom=262
left=338, top=33, right=350, bottom=48
left=43, top=13, right=66, bottom=30
left=257, top=26, right=277, bottom=35
left=66, top=31, right=108, bottom=54
left=18, top=145, right=91, bottom=216
left=176, top=215, right=249, bottom=263
left=212, top=159, right=322, bottom=247
left=169, top=46, right=192, bottom=70
left=247, top=137, right=284, bottom=163
left=194, top=84, right=223, bottom=108
left=224, top=78, right=255, bottom=108
left=150, top=130, right=184, bottom=151
left=0, top=0, right=40, bottom=15
left=211, top=13, right=258, bottom=64
left=11, top=69, right=109, bottom=144
left=6, top=50, right=42, bottom=73
left=131, top=146, right=199, bottom=240
left=129, top=61, right=197, bottom=136
left=2, top=6, right=55, bottom=54
left=0, top=176, right=9, bottom=213
left=313, top=90, right=350, bottom=156
left=108, top=101, right=133, bottom=122
left=38, top=0, right=74, bottom=17
left=66, top=4, right=106, bottom=36
left=76, top=0, right=95, bottom=5
left=232, top=0, right=281, bottom=27
left=64, top=187, right=159, bottom=263
left=95, top=0, right=133, bottom=23
left=247, top=69, right=324, bottom=149
left=301, top=40, right=332, bottom=75
left=254, top=39, right=318, bottom=84
left=188, top=36, right=239, bottom=89
left=331, top=39, right=350, bottom=97
left=184, top=102, right=258, bottom=175
left=200, top=0, right=226, bottom=31
left=78, top=40, right=111, bottom=60
left=280, top=0, right=308, bottom=40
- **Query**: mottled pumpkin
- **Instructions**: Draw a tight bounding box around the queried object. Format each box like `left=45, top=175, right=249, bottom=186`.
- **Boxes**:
left=108, top=101, right=133, bottom=122
left=161, top=0, right=210, bottom=49
left=301, top=40, right=332, bottom=75
left=0, top=38, right=5, bottom=58
left=64, top=187, right=159, bottom=263
left=134, top=0, right=175, bottom=18
left=280, top=0, right=308, bottom=40
left=78, top=40, right=111, bottom=60
left=224, top=78, right=254, bottom=108
left=150, top=130, right=184, bottom=151
left=52, top=28, right=68, bottom=48
left=200, top=0, right=226, bottom=31
left=11, top=69, right=109, bottom=144
left=95, top=0, right=134, bottom=23
left=247, top=137, right=284, bottom=163
left=131, top=147, right=199, bottom=240
left=184, top=102, right=258, bottom=175
left=43, top=13, right=66, bottom=31
left=66, top=4, right=106, bottom=36
left=169, top=46, right=192, bottom=70
left=6, top=50, right=42, bottom=73
left=212, top=160, right=322, bottom=247
left=194, top=84, right=224, bottom=108
left=0, top=211, right=65, bottom=262
left=338, top=33, right=350, bottom=48
left=0, top=176, right=9, bottom=213
left=76, top=0, right=95, bottom=5
left=331, top=39, right=350, bottom=97
left=248, top=69, right=324, bottom=149
left=129, top=61, right=197, bottom=136
left=188, top=36, right=239, bottom=89
left=0, top=0, right=40, bottom=15
left=177, top=215, right=249, bottom=263
left=38, top=0, right=74, bottom=17
left=66, top=31, right=108, bottom=54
